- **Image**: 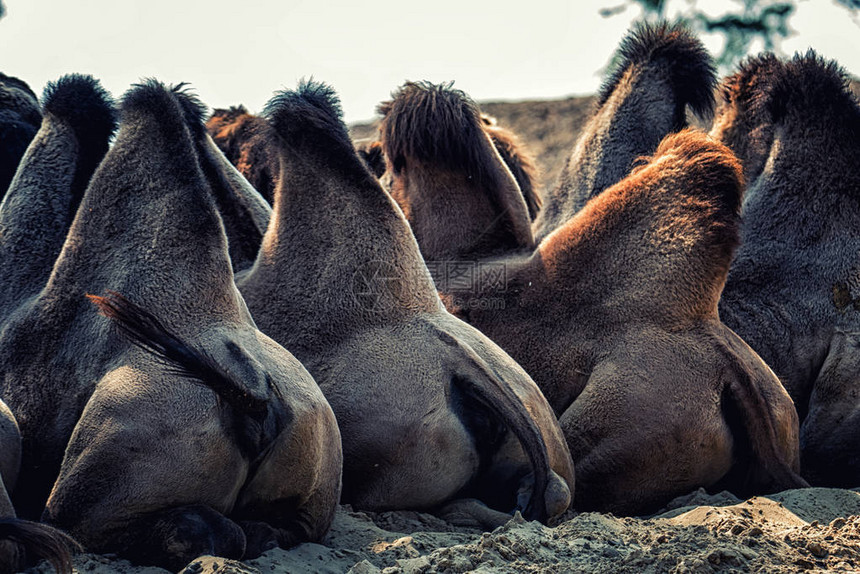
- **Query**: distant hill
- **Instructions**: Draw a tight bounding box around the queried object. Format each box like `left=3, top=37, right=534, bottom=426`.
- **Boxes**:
left=351, top=79, right=860, bottom=197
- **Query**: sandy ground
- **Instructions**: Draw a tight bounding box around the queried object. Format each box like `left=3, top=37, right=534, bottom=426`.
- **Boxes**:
left=30, top=486, right=860, bottom=573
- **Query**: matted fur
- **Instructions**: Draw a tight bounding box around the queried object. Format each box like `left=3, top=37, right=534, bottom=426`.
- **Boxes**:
left=598, top=21, right=716, bottom=120
left=41, top=74, right=117, bottom=149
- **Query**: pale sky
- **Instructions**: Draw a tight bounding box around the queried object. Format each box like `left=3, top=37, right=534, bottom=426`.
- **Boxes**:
left=0, top=0, right=857, bottom=123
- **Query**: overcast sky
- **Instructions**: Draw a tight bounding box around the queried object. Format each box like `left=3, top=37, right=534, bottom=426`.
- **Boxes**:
left=1, top=0, right=857, bottom=123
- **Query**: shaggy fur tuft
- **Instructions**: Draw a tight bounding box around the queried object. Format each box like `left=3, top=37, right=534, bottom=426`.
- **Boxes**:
left=768, top=50, right=860, bottom=125
left=378, top=81, right=510, bottom=191
left=88, top=292, right=268, bottom=418
left=41, top=74, right=118, bottom=148
left=718, top=53, right=781, bottom=117
left=598, top=21, right=717, bottom=120
left=264, top=78, right=353, bottom=154
left=120, top=79, right=198, bottom=141
left=170, top=83, right=209, bottom=139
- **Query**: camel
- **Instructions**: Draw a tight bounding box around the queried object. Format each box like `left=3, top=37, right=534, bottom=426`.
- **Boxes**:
left=0, top=400, right=79, bottom=574
left=0, top=74, right=117, bottom=332
left=0, top=80, right=342, bottom=569
left=0, top=73, right=42, bottom=198
left=451, top=129, right=806, bottom=514
left=378, top=81, right=536, bottom=266
left=713, top=52, right=860, bottom=487
left=237, top=80, right=574, bottom=527
left=533, top=22, right=717, bottom=242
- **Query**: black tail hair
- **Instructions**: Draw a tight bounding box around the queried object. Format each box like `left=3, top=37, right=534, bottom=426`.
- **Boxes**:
left=88, top=292, right=268, bottom=417
left=598, top=21, right=717, bottom=120
left=0, top=517, right=81, bottom=574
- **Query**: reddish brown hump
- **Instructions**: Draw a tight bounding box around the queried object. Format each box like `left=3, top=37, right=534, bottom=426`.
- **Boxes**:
left=543, top=129, right=744, bottom=321
left=486, top=125, right=542, bottom=220
left=645, top=129, right=744, bottom=270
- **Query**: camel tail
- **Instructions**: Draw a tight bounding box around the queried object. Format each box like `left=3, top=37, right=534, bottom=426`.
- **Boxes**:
left=598, top=21, right=717, bottom=120
left=0, top=517, right=81, bottom=574
left=441, top=331, right=572, bottom=524
left=87, top=292, right=268, bottom=417
left=720, top=333, right=809, bottom=493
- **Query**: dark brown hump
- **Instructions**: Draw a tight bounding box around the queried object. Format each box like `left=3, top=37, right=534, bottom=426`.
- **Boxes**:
left=0, top=74, right=116, bottom=320
left=768, top=50, right=860, bottom=130
left=0, top=73, right=41, bottom=197
left=540, top=129, right=743, bottom=324
left=43, top=80, right=240, bottom=325
left=378, top=81, right=534, bottom=255
left=242, top=79, right=439, bottom=338
left=536, top=21, right=717, bottom=240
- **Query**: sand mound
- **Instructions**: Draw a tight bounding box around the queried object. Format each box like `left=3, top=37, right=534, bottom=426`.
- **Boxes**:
left=31, top=487, right=860, bottom=573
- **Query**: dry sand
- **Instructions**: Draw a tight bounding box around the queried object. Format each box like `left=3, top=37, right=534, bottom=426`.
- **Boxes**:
left=31, top=487, right=860, bottom=573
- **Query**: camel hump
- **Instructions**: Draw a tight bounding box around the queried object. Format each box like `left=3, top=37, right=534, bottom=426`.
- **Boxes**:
left=718, top=53, right=781, bottom=110
left=769, top=50, right=859, bottom=123
left=484, top=122, right=542, bottom=220
left=41, top=74, right=118, bottom=150
left=264, top=79, right=353, bottom=153
left=88, top=292, right=269, bottom=418
left=0, top=517, right=81, bottom=574
left=120, top=79, right=204, bottom=146
left=599, top=21, right=716, bottom=120
left=378, top=81, right=497, bottom=183
left=650, top=129, right=745, bottom=214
